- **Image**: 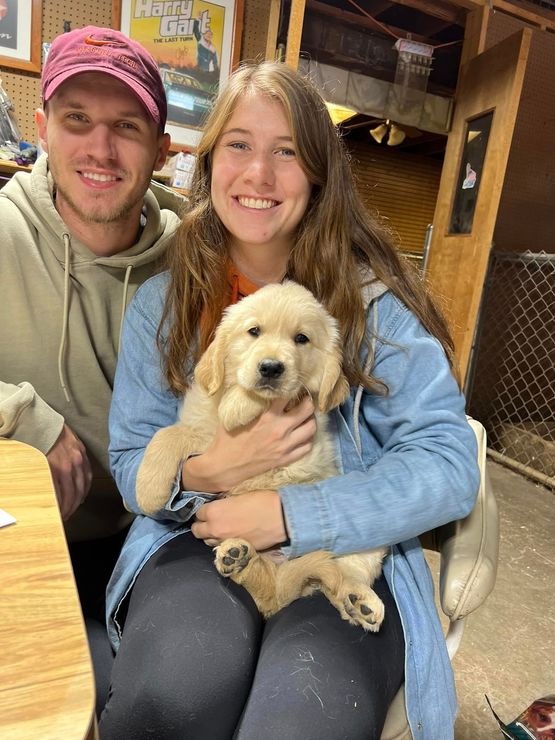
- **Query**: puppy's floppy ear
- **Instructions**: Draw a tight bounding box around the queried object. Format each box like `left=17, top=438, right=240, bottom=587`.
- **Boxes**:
left=194, top=325, right=229, bottom=395
left=318, top=345, right=350, bottom=412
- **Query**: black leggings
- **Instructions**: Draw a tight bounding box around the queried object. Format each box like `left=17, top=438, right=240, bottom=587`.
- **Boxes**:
left=69, top=528, right=128, bottom=719
left=99, top=533, right=404, bottom=740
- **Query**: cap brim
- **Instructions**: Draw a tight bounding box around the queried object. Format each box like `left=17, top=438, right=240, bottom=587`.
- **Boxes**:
left=43, top=65, right=161, bottom=124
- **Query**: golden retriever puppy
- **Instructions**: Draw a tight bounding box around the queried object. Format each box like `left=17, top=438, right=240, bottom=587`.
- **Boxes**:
left=136, top=281, right=386, bottom=631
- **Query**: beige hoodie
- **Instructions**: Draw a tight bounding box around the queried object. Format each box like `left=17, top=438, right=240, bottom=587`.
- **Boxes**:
left=0, top=154, right=183, bottom=541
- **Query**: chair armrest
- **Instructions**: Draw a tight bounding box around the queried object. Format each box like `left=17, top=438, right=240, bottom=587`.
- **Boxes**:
left=435, top=418, right=499, bottom=620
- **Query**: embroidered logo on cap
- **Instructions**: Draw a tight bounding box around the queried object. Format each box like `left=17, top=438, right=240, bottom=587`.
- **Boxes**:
left=84, top=33, right=127, bottom=47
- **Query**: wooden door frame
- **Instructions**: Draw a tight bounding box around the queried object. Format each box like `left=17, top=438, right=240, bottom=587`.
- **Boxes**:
left=425, top=28, right=531, bottom=382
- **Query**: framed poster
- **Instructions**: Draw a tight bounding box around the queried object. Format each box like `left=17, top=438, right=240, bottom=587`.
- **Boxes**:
left=0, top=0, right=42, bottom=73
left=114, top=0, right=244, bottom=150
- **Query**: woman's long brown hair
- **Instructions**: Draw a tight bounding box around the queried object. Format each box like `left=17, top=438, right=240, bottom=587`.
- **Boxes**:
left=160, top=61, right=456, bottom=395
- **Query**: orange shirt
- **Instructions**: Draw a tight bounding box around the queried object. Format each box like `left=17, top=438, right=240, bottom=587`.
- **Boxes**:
left=200, top=261, right=259, bottom=349
left=225, top=259, right=259, bottom=305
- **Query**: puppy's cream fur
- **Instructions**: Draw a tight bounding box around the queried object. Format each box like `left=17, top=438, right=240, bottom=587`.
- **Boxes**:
left=137, top=282, right=386, bottom=631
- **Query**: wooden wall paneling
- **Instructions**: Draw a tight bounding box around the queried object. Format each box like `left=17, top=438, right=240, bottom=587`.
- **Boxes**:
left=486, top=14, right=555, bottom=252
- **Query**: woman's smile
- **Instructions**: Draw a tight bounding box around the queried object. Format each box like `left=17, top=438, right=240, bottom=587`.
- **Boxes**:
left=211, top=93, right=312, bottom=261
left=234, top=196, right=280, bottom=210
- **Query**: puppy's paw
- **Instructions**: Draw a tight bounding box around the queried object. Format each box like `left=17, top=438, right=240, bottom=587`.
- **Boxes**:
left=214, top=538, right=255, bottom=577
left=338, top=586, right=385, bottom=633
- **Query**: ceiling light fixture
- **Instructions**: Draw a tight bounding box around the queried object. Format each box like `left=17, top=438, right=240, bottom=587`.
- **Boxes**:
left=370, top=122, right=389, bottom=144
left=369, top=120, right=406, bottom=146
left=387, top=123, right=406, bottom=146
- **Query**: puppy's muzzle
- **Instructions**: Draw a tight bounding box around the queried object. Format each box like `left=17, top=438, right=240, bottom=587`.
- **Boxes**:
left=257, top=359, right=285, bottom=389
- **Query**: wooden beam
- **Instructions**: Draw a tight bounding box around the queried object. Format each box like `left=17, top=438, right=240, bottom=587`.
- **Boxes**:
left=441, top=0, right=484, bottom=12
left=387, top=0, right=466, bottom=27
left=442, top=0, right=555, bottom=30
left=493, top=0, right=555, bottom=30
left=459, top=4, right=489, bottom=66
left=307, top=0, right=436, bottom=44
left=265, top=0, right=282, bottom=60
left=285, top=0, right=307, bottom=68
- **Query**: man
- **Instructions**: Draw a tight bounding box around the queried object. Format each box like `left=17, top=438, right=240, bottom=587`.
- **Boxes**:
left=0, top=26, right=182, bottom=713
left=193, top=17, right=220, bottom=74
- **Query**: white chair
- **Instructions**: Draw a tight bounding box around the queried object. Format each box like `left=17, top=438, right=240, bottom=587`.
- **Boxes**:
left=381, top=418, right=499, bottom=739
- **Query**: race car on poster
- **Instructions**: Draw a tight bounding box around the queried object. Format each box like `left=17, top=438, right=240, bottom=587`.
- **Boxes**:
left=161, top=68, right=215, bottom=128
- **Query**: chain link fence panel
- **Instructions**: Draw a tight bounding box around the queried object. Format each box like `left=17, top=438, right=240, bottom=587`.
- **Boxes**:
left=468, top=250, right=555, bottom=490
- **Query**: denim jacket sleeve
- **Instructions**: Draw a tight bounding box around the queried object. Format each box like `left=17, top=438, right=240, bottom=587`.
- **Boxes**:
left=109, top=274, right=215, bottom=520
left=279, top=292, right=480, bottom=558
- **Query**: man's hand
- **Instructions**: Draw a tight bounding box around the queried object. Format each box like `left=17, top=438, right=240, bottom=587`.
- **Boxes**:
left=191, top=490, right=287, bottom=551
left=46, top=424, right=92, bottom=520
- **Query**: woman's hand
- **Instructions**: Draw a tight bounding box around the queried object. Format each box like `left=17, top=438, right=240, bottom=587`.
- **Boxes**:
left=182, top=396, right=316, bottom=493
left=191, top=490, right=287, bottom=550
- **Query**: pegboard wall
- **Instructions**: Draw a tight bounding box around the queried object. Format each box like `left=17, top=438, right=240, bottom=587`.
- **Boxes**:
left=1, top=0, right=113, bottom=143
left=241, top=0, right=272, bottom=62
left=0, top=0, right=269, bottom=145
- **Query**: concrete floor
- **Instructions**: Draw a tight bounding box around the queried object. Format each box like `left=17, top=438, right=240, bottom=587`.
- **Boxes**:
left=426, top=460, right=554, bottom=739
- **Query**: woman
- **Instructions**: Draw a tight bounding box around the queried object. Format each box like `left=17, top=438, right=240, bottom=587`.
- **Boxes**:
left=102, top=62, right=479, bottom=739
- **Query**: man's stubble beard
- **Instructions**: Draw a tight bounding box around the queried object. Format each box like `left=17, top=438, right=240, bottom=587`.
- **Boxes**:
left=55, top=179, right=146, bottom=225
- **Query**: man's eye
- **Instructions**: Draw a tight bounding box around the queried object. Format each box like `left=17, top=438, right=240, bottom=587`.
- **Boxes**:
left=248, top=326, right=260, bottom=337
left=294, top=333, right=309, bottom=344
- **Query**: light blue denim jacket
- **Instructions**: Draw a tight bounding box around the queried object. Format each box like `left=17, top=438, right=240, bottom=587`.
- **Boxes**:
left=107, top=271, right=479, bottom=739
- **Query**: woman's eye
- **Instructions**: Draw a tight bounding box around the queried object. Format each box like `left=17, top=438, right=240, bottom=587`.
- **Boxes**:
left=278, top=148, right=296, bottom=157
left=294, top=333, right=309, bottom=344
left=229, top=142, right=248, bottom=151
left=248, top=326, right=260, bottom=337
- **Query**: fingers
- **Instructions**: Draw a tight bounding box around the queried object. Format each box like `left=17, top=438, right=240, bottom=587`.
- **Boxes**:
left=190, top=515, right=211, bottom=543
left=268, top=395, right=314, bottom=420
left=267, top=395, right=316, bottom=440
left=257, top=396, right=317, bottom=467
left=47, top=424, right=92, bottom=521
left=192, top=491, right=285, bottom=551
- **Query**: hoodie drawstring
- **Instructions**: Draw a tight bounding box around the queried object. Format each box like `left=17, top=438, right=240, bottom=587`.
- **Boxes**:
left=57, top=242, right=133, bottom=399
left=118, top=265, right=133, bottom=354
left=352, top=302, right=379, bottom=456
left=58, top=233, right=72, bottom=403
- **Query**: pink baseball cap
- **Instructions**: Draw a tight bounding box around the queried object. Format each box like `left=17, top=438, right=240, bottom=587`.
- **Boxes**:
left=41, top=26, right=167, bottom=128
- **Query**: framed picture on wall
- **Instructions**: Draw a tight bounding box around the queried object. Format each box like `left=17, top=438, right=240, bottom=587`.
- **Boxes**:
left=0, top=0, right=42, bottom=72
left=113, top=0, right=244, bottom=150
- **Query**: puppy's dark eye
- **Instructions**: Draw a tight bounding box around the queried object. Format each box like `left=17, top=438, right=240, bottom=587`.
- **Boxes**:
left=294, top=333, right=309, bottom=344
left=248, top=326, right=260, bottom=337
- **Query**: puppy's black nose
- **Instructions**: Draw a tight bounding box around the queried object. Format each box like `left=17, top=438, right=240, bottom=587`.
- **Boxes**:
left=258, top=359, right=285, bottom=379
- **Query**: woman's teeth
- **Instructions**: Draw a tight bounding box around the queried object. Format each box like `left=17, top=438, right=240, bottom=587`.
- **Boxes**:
left=237, top=197, right=277, bottom=209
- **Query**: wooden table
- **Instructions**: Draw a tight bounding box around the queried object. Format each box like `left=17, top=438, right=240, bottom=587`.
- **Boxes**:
left=0, top=440, right=97, bottom=739
left=0, top=160, right=32, bottom=175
